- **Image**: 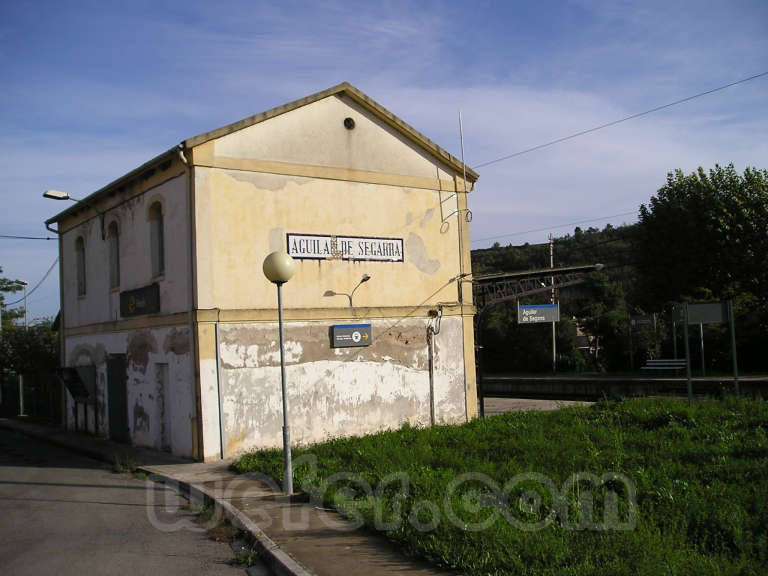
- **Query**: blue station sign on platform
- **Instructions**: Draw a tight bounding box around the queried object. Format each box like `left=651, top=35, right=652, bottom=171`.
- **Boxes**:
left=331, top=324, right=373, bottom=348
left=518, top=304, right=560, bottom=324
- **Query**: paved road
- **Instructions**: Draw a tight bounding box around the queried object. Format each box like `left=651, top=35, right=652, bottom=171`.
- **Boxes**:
left=0, top=428, right=246, bottom=575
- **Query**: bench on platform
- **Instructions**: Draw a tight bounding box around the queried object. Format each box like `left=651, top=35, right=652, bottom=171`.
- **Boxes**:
left=640, top=359, right=687, bottom=375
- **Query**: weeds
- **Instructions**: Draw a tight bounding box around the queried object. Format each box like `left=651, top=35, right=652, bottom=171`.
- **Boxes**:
left=112, top=452, right=137, bottom=474
left=195, top=502, right=214, bottom=523
left=229, top=545, right=262, bottom=567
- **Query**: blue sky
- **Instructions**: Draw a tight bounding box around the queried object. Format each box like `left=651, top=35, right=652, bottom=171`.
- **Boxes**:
left=1, top=0, right=767, bottom=321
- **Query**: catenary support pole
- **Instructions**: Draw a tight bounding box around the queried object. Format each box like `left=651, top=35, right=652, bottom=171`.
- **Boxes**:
left=672, top=320, right=678, bottom=359
left=728, top=300, right=739, bottom=397
left=684, top=304, right=692, bottom=402
left=550, top=234, right=556, bottom=374
left=18, top=374, right=25, bottom=416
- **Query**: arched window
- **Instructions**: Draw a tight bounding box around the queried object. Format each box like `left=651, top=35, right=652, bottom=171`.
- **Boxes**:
left=107, top=221, right=120, bottom=289
left=149, top=202, right=164, bottom=277
left=75, top=236, right=86, bottom=296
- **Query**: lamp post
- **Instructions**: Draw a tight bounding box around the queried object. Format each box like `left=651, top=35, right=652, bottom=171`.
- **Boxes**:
left=262, top=251, right=296, bottom=495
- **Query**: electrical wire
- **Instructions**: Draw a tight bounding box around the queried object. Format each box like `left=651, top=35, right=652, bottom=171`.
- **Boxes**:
left=3, top=258, right=59, bottom=306
left=471, top=210, right=638, bottom=244
left=0, top=234, right=57, bottom=240
left=477, top=230, right=631, bottom=250
left=473, top=71, right=768, bottom=169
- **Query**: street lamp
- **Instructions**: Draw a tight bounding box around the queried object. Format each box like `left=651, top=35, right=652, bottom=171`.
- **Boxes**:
left=43, top=190, right=105, bottom=239
left=262, top=251, right=296, bottom=495
left=43, top=189, right=73, bottom=201
left=323, top=274, right=371, bottom=307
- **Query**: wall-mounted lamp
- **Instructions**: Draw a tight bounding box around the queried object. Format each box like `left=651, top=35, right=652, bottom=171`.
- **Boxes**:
left=323, top=274, right=371, bottom=307
left=43, top=189, right=105, bottom=239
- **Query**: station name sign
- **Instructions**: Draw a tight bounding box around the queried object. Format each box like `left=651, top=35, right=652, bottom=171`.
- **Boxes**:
left=672, top=302, right=728, bottom=325
left=518, top=303, right=560, bottom=324
left=120, top=283, right=160, bottom=317
left=287, top=233, right=403, bottom=262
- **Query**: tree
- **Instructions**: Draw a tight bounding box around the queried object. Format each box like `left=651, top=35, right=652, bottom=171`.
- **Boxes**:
left=632, top=165, right=768, bottom=371
left=0, top=319, right=59, bottom=374
left=633, top=164, right=768, bottom=308
left=575, top=272, right=631, bottom=372
left=1, top=266, right=58, bottom=375
left=0, top=266, right=25, bottom=326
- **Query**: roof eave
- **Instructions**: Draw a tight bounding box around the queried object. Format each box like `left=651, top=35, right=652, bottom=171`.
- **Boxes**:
left=45, top=83, right=479, bottom=228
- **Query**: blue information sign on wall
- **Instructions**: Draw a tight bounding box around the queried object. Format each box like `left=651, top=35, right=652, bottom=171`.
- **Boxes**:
left=331, top=324, right=373, bottom=348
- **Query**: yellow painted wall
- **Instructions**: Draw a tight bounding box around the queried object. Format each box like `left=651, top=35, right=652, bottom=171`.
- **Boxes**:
left=192, top=93, right=470, bottom=313
left=194, top=168, right=464, bottom=311
left=212, top=94, right=456, bottom=181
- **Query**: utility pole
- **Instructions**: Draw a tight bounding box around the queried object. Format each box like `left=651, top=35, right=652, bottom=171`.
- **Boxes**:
left=549, top=233, right=556, bottom=374
left=18, top=280, right=28, bottom=417
left=23, top=282, right=28, bottom=329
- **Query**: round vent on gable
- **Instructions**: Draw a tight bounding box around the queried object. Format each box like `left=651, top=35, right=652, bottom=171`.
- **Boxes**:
left=343, top=117, right=356, bottom=130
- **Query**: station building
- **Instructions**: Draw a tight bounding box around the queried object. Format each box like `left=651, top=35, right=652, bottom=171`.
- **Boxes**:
left=46, top=83, right=479, bottom=461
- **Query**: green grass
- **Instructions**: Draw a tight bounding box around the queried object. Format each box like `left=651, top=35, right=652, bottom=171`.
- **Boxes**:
left=232, top=397, right=768, bottom=575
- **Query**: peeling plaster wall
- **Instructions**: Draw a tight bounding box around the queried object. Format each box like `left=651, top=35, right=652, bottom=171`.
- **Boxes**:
left=64, top=326, right=195, bottom=457
left=215, top=316, right=466, bottom=456
left=196, top=322, right=222, bottom=461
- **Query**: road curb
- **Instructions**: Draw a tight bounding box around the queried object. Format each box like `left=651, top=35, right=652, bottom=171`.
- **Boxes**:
left=140, top=465, right=314, bottom=576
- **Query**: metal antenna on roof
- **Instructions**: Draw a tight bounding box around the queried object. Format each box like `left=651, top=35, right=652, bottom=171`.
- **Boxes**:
left=439, top=111, right=473, bottom=232
left=459, top=110, right=467, bottom=195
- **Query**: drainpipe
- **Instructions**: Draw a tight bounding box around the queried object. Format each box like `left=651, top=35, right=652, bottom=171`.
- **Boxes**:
left=427, top=307, right=443, bottom=426
left=178, top=144, right=202, bottom=459
left=427, top=327, right=435, bottom=426
left=44, top=219, right=67, bottom=428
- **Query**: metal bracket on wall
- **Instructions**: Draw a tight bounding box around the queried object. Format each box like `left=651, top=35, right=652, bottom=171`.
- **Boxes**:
left=438, top=189, right=472, bottom=233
